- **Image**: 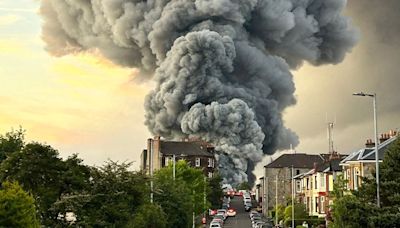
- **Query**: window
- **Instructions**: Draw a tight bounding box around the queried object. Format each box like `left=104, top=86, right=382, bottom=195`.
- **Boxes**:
left=296, top=169, right=300, bottom=175
left=208, top=172, right=213, bottom=178
left=320, top=196, right=325, bottom=213
left=320, top=174, right=325, bottom=188
left=195, top=158, right=201, bottom=167
left=315, top=176, right=318, bottom=189
left=165, top=156, right=171, bottom=166
left=315, top=197, right=318, bottom=213
left=346, top=169, right=351, bottom=189
left=306, top=178, right=309, bottom=190
left=354, top=168, right=360, bottom=190
left=208, top=158, right=213, bottom=167
left=296, top=180, right=301, bottom=193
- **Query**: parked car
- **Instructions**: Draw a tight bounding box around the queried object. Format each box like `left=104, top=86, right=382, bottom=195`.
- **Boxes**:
left=250, top=212, right=261, bottom=220
left=217, top=209, right=227, bottom=220
left=227, top=208, right=236, bottom=217
left=245, top=204, right=252, bottom=212
left=213, top=214, right=225, bottom=223
left=209, top=222, right=222, bottom=228
left=211, top=217, right=224, bottom=226
left=253, top=221, right=265, bottom=228
left=260, top=222, right=274, bottom=228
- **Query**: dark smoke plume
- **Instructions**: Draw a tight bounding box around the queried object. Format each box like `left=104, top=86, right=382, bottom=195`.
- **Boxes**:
left=40, top=0, right=358, bottom=185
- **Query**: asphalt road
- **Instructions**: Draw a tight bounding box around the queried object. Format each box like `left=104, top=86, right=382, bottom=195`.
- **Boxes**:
left=222, top=196, right=252, bottom=228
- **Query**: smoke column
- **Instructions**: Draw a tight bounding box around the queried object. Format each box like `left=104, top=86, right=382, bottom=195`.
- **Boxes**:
left=40, top=0, right=358, bottom=185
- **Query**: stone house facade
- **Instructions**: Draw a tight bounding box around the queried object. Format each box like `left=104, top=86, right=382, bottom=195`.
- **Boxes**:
left=262, top=153, right=327, bottom=216
left=140, top=136, right=216, bottom=177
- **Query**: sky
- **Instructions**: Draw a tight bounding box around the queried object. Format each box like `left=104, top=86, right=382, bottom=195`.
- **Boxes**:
left=1, top=1, right=399, bottom=173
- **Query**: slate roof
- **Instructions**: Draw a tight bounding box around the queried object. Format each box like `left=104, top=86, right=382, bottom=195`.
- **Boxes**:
left=160, top=141, right=213, bottom=157
left=361, top=136, right=397, bottom=160
left=340, top=135, right=398, bottom=164
left=264, top=153, right=325, bottom=169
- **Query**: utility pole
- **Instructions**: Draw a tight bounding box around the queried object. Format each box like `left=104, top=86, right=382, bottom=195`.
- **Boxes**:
left=193, top=190, right=196, bottom=228
left=373, top=94, right=380, bottom=207
left=173, top=154, right=176, bottom=180
left=266, top=176, right=269, bottom=217
left=150, top=140, right=154, bottom=203
left=204, top=176, right=206, bottom=218
left=292, top=166, right=295, bottom=228
left=275, top=175, right=278, bottom=226
left=353, top=92, right=380, bottom=207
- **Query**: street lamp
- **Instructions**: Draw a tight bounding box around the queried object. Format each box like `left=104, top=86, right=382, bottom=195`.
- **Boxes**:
left=353, top=92, right=380, bottom=207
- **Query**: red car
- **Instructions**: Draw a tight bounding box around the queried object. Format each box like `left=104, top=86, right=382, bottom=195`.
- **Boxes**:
left=227, top=208, right=237, bottom=217
left=235, top=191, right=243, bottom=196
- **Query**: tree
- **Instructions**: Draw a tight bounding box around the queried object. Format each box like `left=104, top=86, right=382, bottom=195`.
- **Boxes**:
left=330, top=174, right=348, bottom=200
left=0, top=142, right=65, bottom=224
left=237, top=181, right=251, bottom=190
left=284, top=203, right=308, bottom=225
left=330, top=194, right=373, bottom=228
left=0, top=128, right=25, bottom=162
left=154, top=160, right=210, bottom=228
left=273, top=204, right=285, bottom=224
left=54, top=161, right=149, bottom=227
left=330, top=138, right=400, bottom=228
left=208, top=173, right=223, bottom=209
left=128, top=203, right=167, bottom=228
left=0, top=181, right=40, bottom=227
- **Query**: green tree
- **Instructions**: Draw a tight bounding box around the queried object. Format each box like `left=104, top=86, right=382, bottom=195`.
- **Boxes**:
left=0, top=128, right=25, bottom=162
left=355, top=137, right=400, bottom=227
left=330, top=138, right=400, bottom=228
left=54, top=161, right=149, bottom=227
left=208, top=173, right=223, bottom=209
left=237, top=181, right=251, bottom=190
left=0, top=181, right=40, bottom=227
left=273, top=204, right=285, bottom=224
left=128, top=203, right=167, bottom=228
left=0, top=142, right=65, bottom=224
left=284, top=203, right=308, bottom=225
left=330, top=174, right=348, bottom=199
left=330, top=194, right=373, bottom=228
left=154, top=160, right=210, bottom=228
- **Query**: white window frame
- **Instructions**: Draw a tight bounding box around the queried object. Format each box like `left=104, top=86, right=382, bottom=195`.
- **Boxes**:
left=320, top=196, right=325, bottom=213
left=320, top=173, right=325, bottom=188
left=354, top=168, right=359, bottom=190
left=315, top=176, right=318, bottom=190
left=195, top=157, right=201, bottom=167
left=296, top=180, right=301, bottom=193
left=208, top=158, right=213, bottom=168
left=165, top=156, right=171, bottom=166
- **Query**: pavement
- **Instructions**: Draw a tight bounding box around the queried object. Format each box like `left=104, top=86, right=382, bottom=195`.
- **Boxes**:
left=207, top=196, right=252, bottom=228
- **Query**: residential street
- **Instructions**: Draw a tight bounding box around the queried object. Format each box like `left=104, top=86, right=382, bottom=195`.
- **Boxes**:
left=222, top=196, right=252, bottom=228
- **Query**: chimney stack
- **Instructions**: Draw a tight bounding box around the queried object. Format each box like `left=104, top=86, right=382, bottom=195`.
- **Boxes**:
left=365, top=139, right=375, bottom=148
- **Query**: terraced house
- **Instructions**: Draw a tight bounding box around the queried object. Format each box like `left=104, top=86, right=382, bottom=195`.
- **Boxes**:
left=340, top=130, right=398, bottom=191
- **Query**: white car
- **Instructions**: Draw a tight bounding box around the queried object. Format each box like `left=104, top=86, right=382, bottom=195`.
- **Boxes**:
left=209, top=222, right=222, bottom=228
left=216, top=209, right=227, bottom=220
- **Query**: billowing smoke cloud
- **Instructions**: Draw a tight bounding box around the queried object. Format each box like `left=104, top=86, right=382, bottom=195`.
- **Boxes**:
left=40, top=0, right=358, bottom=185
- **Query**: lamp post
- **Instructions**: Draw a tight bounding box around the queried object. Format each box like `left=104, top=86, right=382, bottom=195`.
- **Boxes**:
left=353, top=92, right=380, bottom=207
left=173, top=154, right=176, bottom=181
left=292, top=166, right=294, bottom=228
